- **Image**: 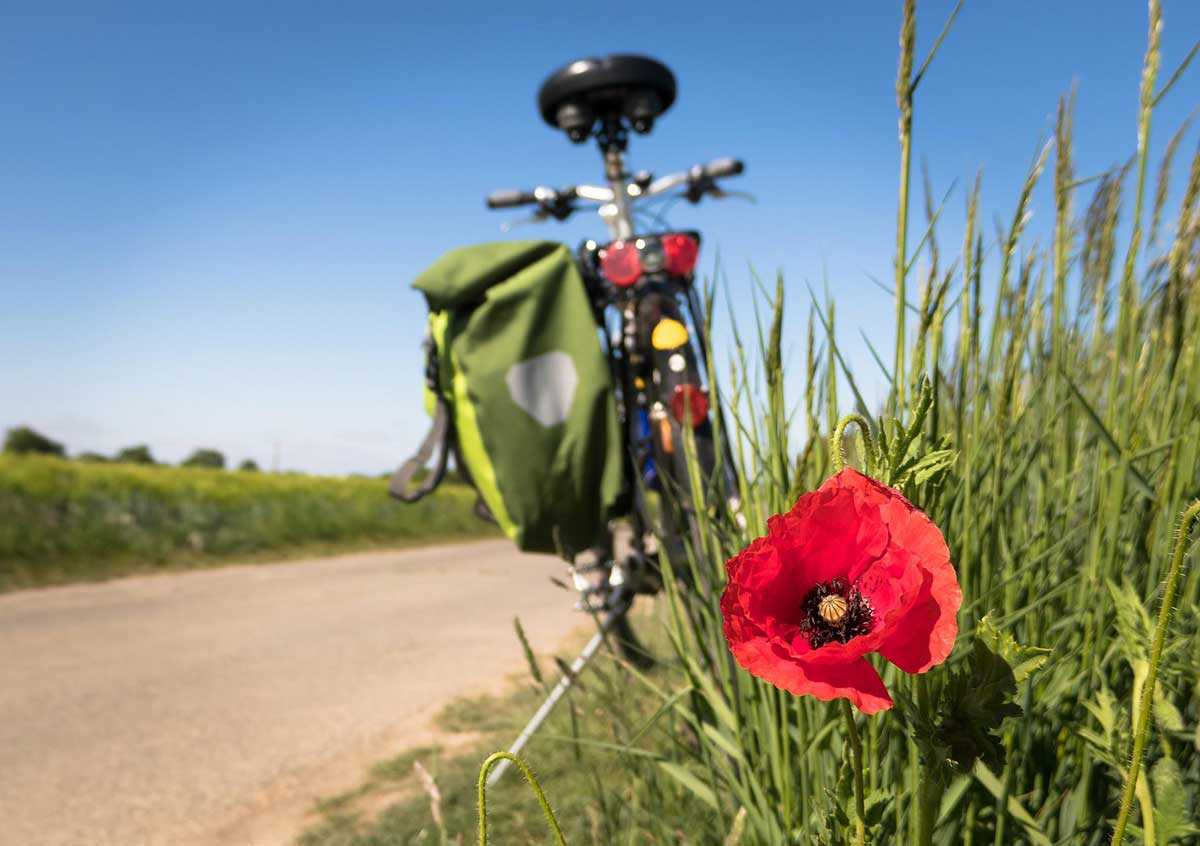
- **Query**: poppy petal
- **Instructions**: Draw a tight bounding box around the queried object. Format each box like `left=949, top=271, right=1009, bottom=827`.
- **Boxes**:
left=875, top=493, right=961, bottom=672
left=726, top=634, right=893, bottom=714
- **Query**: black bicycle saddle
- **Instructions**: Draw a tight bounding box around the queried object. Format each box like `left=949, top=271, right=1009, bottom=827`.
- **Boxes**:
left=537, top=54, right=677, bottom=140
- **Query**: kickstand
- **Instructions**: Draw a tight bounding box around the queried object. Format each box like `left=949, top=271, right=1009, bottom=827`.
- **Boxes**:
left=484, top=616, right=612, bottom=788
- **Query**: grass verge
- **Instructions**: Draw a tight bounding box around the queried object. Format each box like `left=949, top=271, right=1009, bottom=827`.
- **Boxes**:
left=296, top=605, right=708, bottom=846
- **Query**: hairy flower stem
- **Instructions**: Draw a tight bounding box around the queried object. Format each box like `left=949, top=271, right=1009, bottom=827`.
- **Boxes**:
left=477, top=751, right=567, bottom=846
left=841, top=699, right=867, bottom=846
left=831, top=414, right=877, bottom=476
left=1110, top=500, right=1200, bottom=845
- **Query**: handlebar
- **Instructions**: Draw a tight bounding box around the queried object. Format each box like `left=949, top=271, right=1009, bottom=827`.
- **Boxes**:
left=486, top=157, right=745, bottom=215
left=700, top=157, right=744, bottom=179
left=486, top=189, right=539, bottom=209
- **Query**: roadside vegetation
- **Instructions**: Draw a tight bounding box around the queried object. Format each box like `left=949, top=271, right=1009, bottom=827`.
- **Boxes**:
left=0, top=453, right=496, bottom=591
left=304, top=2, right=1200, bottom=844
left=298, top=615, right=692, bottom=846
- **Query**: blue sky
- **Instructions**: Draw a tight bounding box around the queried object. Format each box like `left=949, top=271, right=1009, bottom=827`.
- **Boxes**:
left=3, top=1, right=1198, bottom=474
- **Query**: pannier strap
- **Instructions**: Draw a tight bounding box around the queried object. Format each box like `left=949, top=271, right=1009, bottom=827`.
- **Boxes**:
left=388, top=399, right=451, bottom=503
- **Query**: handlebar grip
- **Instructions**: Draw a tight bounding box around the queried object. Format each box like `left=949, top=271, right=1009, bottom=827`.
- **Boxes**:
left=486, top=189, right=538, bottom=209
left=702, top=158, right=745, bottom=179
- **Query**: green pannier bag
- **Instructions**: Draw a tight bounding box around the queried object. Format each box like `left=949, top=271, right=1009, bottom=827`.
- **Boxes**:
left=390, top=240, right=625, bottom=555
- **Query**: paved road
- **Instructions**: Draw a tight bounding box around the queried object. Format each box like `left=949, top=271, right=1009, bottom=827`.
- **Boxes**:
left=0, top=541, right=584, bottom=846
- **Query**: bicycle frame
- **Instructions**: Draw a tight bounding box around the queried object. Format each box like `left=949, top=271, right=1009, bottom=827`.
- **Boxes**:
left=484, top=54, right=747, bottom=784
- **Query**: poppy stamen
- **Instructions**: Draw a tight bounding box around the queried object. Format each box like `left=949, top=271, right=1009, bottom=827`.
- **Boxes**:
left=799, top=578, right=874, bottom=648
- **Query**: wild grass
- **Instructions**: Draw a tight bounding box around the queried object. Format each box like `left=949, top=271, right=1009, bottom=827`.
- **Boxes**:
left=580, top=2, right=1200, bottom=843
left=0, top=454, right=496, bottom=591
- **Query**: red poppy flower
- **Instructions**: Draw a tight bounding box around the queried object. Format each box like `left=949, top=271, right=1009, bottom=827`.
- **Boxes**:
left=720, top=468, right=961, bottom=713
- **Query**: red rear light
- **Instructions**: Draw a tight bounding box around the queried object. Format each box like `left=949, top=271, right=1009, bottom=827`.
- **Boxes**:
left=661, top=233, right=699, bottom=276
left=600, top=240, right=642, bottom=287
left=670, top=384, right=709, bottom=427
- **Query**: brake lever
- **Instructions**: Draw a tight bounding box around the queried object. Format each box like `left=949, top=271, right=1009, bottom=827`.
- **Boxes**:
left=709, top=187, right=757, bottom=204
left=499, top=209, right=550, bottom=232
left=675, top=185, right=757, bottom=206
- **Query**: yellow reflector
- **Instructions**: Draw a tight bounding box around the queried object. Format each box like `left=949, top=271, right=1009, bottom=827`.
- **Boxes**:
left=651, top=318, right=689, bottom=350
left=634, top=377, right=645, bottom=390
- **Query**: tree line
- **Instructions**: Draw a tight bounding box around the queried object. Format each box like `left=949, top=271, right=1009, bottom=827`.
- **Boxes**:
left=3, top=426, right=260, bottom=471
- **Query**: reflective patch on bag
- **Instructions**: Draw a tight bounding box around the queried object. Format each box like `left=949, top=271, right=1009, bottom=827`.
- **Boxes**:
left=506, top=351, right=578, bottom=427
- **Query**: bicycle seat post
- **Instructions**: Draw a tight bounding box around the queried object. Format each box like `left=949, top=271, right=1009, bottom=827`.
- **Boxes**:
left=598, top=116, right=634, bottom=240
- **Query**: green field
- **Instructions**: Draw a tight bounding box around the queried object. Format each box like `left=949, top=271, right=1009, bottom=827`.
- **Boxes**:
left=0, top=454, right=496, bottom=592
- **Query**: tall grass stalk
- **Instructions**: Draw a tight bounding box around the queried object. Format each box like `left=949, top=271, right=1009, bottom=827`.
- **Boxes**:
left=893, top=0, right=916, bottom=418
left=1110, top=501, right=1200, bottom=845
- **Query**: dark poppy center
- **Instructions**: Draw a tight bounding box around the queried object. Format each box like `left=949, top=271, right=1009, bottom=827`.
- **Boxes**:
left=799, top=578, right=874, bottom=648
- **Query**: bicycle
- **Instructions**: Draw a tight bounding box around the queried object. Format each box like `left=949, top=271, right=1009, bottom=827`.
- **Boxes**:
left=484, top=54, right=747, bottom=665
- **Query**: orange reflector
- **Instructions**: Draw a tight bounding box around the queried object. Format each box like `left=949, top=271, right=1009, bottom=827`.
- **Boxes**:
left=659, top=416, right=674, bottom=453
